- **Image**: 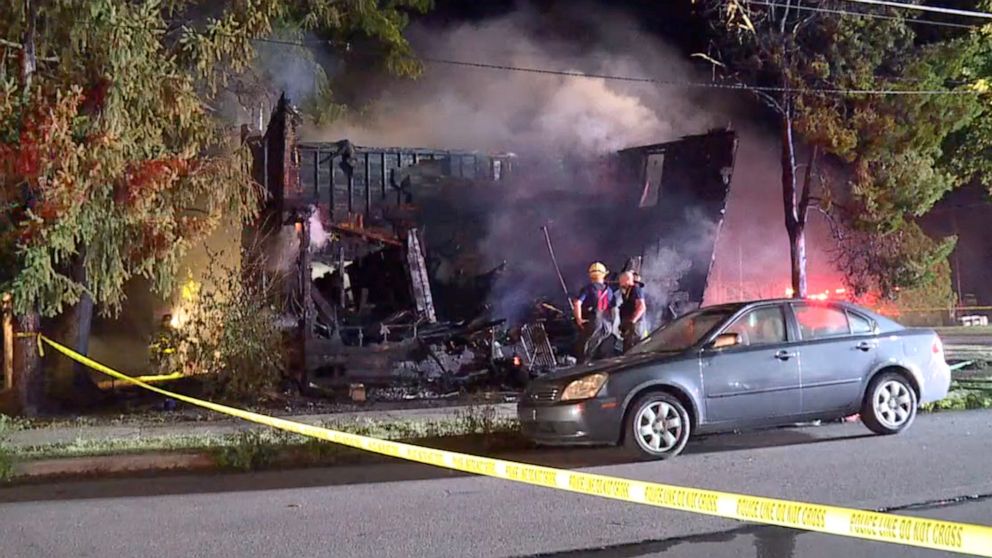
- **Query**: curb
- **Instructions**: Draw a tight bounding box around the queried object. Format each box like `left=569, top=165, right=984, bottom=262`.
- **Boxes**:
left=4, top=430, right=530, bottom=485
left=7, top=402, right=518, bottom=450
left=11, top=451, right=216, bottom=481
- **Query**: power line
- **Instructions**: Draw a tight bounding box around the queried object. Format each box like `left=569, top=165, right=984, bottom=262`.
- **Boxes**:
left=837, top=0, right=992, bottom=19
left=751, top=0, right=978, bottom=29
left=251, top=36, right=323, bottom=47
left=77, top=16, right=980, bottom=97
left=420, top=56, right=975, bottom=96
left=247, top=37, right=976, bottom=96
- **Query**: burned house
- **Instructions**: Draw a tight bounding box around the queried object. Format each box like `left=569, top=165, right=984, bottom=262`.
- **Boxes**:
left=245, top=96, right=737, bottom=393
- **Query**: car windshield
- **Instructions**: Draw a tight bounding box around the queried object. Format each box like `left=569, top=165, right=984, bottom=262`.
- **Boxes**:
left=628, top=306, right=737, bottom=354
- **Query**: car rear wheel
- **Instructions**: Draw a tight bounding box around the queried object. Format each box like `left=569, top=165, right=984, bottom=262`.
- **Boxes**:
left=861, top=372, right=917, bottom=435
left=623, top=392, right=691, bottom=460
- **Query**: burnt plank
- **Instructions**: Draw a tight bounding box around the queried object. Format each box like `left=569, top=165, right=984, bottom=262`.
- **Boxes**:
left=405, top=229, right=437, bottom=323
left=365, top=151, right=372, bottom=219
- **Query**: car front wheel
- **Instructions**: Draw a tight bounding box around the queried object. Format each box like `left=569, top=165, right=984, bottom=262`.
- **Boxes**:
left=861, top=372, right=918, bottom=435
left=623, top=392, right=691, bottom=460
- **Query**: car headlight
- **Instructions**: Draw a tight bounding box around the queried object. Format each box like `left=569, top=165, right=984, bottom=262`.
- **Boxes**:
left=560, top=373, right=607, bottom=401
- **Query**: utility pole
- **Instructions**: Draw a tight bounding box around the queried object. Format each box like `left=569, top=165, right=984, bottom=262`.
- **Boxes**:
left=737, top=241, right=744, bottom=300
left=950, top=212, right=964, bottom=311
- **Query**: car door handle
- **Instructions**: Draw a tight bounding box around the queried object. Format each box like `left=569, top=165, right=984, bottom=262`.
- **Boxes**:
left=774, top=350, right=797, bottom=361
left=856, top=341, right=877, bottom=352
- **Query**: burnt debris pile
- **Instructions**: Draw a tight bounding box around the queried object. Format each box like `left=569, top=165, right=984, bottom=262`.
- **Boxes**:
left=243, top=96, right=738, bottom=398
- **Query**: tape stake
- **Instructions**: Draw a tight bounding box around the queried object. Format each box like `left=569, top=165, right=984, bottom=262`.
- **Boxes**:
left=37, top=335, right=992, bottom=557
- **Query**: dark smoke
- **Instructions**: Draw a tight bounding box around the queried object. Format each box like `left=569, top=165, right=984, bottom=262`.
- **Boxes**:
left=292, top=3, right=845, bottom=320
left=302, top=5, right=732, bottom=322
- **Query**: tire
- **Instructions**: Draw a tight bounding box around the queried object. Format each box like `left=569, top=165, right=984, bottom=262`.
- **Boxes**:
left=623, top=392, right=691, bottom=460
left=861, top=372, right=918, bottom=435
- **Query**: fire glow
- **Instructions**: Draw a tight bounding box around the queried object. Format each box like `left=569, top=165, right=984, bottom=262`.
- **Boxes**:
left=168, top=278, right=201, bottom=329
left=783, top=286, right=848, bottom=301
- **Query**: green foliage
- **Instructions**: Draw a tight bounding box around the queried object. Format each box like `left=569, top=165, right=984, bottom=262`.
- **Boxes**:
left=0, top=414, right=15, bottom=482
left=836, top=39, right=980, bottom=232
left=705, top=1, right=980, bottom=294
left=0, top=0, right=430, bottom=318
left=210, top=411, right=521, bottom=471
left=747, top=3, right=977, bottom=225
left=838, top=220, right=956, bottom=299
left=214, top=429, right=281, bottom=471
left=890, top=256, right=955, bottom=309
left=453, top=404, right=505, bottom=436
left=149, top=249, right=285, bottom=401
left=1, top=1, right=260, bottom=317
left=12, top=411, right=523, bottom=472
left=174, top=0, right=431, bottom=121
left=937, top=25, right=992, bottom=196
left=922, top=388, right=992, bottom=412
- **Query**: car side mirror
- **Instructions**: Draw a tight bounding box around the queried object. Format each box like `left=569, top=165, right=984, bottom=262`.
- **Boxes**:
left=709, top=332, right=742, bottom=350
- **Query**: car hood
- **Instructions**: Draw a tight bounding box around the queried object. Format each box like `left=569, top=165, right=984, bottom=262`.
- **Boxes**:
left=543, top=351, right=689, bottom=383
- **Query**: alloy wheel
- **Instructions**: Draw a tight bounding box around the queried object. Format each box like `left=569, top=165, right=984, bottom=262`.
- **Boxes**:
left=873, top=380, right=913, bottom=429
left=635, top=400, right=683, bottom=453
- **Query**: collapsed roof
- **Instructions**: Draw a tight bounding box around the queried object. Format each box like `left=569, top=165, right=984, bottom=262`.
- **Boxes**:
left=246, top=95, right=738, bottom=388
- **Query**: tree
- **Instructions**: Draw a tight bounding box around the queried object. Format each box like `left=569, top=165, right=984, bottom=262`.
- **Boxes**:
left=935, top=5, right=992, bottom=197
left=0, top=0, right=429, bottom=410
left=169, top=0, right=431, bottom=123
left=701, top=1, right=980, bottom=298
left=836, top=220, right=955, bottom=301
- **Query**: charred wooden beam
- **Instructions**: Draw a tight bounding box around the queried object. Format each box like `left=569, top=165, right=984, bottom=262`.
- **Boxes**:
left=380, top=152, right=387, bottom=200
left=330, top=223, right=403, bottom=247
left=365, top=152, right=372, bottom=220
left=328, top=154, right=335, bottom=217
left=405, top=228, right=437, bottom=324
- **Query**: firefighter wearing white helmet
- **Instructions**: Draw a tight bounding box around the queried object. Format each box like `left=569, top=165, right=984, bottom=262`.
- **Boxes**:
left=572, top=261, right=619, bottom=363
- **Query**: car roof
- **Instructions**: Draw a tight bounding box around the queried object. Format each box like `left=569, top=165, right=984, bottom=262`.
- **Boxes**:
left=711, top=298, right=904, bottom=330
left=734, top=297, right=854, bottom=306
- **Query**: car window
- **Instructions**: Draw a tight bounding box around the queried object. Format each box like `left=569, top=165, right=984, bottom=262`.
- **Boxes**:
left=629, top=306, right=738, bottom=353
left=793, top=304, right=850, bottom=340
left=847, top=311, right=874, bottom=334
left=722, top=306, right=787, bottom=346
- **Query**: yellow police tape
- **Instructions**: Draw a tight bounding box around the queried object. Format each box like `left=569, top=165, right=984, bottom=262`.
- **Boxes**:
left=38, top=335, right=992, bottom=557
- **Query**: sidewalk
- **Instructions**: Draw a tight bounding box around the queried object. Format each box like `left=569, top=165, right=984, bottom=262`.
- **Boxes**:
left=7, top=403, right=517, bottom=450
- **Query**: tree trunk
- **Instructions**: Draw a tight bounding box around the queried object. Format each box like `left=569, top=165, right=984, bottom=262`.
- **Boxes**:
left=779, top=102, right=808, bottom=298
left=20, top=0, right=36, bottom=89
left=47, top=254, right=105, bottom=408
left=11, top=311, right=44, bottom=416
left=0, top=294, right=14, bottom=414
left=788, top=223, right=807, bottom=298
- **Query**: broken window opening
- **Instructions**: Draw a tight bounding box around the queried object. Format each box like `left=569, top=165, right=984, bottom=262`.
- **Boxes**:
left=639, top=153, right=664, bottom=208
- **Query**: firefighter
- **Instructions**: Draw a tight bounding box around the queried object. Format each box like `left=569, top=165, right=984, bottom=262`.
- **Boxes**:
left=149, top=314, right=179, bottom=372
left=572, top=262, right=619, bottom=363
left=618, top=270, right=648, bottom=351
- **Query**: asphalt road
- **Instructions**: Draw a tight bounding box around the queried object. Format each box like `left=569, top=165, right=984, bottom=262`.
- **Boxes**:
left=2, top=410, right=991, bottom=558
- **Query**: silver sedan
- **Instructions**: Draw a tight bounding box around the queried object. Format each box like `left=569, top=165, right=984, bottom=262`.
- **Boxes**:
left=518, top=299, right=951, bottom=459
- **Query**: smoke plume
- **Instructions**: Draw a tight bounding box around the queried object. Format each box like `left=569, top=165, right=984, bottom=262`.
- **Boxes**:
left=309, top=211, right=330, bottom=251
left=639, top=244, right=693, bottom=329
left=299, top=5, right=735, bottom=321
left=306, top=5, right=720, bottom=154
left=294, top=3, right=845, bottom=320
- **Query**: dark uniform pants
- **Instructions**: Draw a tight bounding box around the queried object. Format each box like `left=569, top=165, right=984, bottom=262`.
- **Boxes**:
left=575, top=313, right=616, bottom=363
left=620, top=320, right=647, bottom=352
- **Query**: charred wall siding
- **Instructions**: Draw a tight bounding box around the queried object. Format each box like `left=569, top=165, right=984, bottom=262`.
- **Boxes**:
left=618, top=129, right=737, bottom=309
left=294, top=142, right=513, bottom=224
